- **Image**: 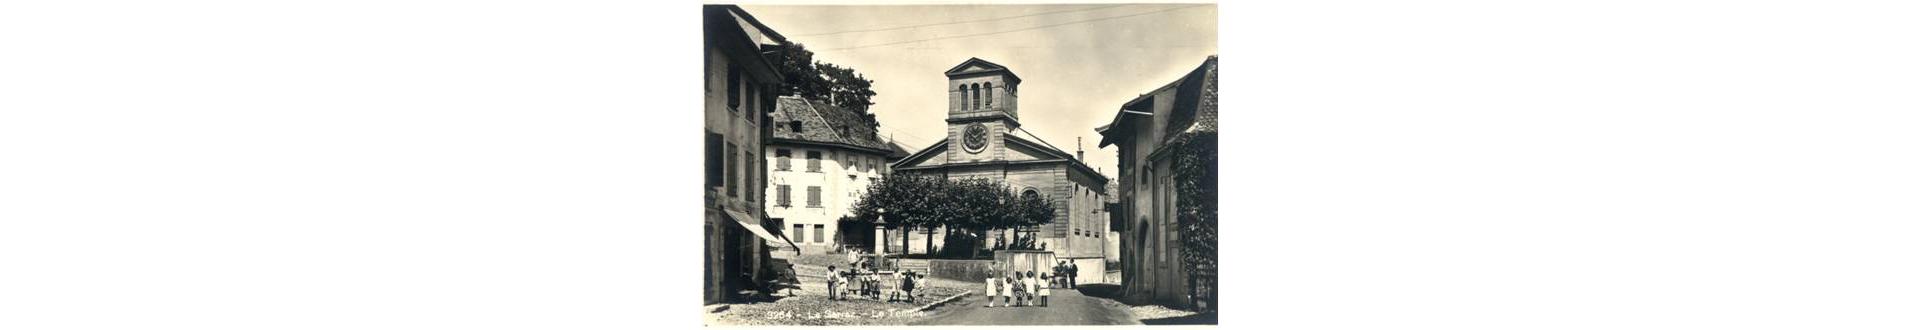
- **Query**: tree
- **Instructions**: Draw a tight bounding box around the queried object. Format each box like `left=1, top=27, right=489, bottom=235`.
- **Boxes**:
left=850, top=177, right=1055, bottom=259
left=849, top=175, right=941, bottom=255
left=1009, top=188, right=1054, bottom=249
left=768, top=43, right=879, bottom=127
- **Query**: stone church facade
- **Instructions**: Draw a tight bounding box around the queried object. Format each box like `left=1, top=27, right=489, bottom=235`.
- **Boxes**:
left=893, top=58, right=1113, bottom=281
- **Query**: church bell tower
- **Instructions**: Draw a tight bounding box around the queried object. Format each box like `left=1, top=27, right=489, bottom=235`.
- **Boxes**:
left=943, top=57, right=1023, bottom=163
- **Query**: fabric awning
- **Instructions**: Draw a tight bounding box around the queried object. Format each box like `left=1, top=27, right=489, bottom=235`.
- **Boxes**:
left=724, top=209, right=798, bottom=251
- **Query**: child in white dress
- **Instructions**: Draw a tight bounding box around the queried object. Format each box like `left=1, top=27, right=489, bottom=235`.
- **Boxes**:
left=984, top=273, right=999, bottom=307
left=1038, top=273, right=1052, bottom=307
left=1001, top=271, right=1016, bottom=306
left=1021, top=271, right=1037, bottom=306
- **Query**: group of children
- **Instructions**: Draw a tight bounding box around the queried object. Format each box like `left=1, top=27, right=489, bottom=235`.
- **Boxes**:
left=983, top=270, right=1052, bottom=307
left=825, top=265, right=924, bottom=303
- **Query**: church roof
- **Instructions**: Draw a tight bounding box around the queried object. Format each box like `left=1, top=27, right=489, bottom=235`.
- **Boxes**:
left=770, top=96, right=891, bottom=154
left=1004, top=127, right=1108, bottom=181
left=890, top=126, right=1109, bottom=183
left=943, top=57, right=1022, bottom=84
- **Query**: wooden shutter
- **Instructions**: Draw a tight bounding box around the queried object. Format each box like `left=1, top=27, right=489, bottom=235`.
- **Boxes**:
left=725, top=142, right=737, bottom=197
left=705, top=133, right=723, bottom=187
left=744, top=151, right=755, bottom=201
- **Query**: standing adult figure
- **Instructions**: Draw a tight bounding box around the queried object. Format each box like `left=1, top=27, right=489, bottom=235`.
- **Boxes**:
left=1067, top=262, right=1079, bottom=289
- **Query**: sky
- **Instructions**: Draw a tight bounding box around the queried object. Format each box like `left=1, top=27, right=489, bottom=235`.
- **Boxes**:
left=739, top=4, right=1218, bottom=176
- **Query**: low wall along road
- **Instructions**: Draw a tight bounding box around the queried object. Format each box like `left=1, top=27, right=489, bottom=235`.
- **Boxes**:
left=927, top=259, right=996, bottom=282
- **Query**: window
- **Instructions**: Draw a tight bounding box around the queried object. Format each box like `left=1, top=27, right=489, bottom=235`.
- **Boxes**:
left=744, top=151, right=755, bottom=201
left=744, top=86, right=757, bottom=124
left=984, top=82, right=993, bottom=108
left=813, top=224, right=825, bottom=243
left=705, top=133, right=723, bottom=188
left=807, top=186, right=822, bottom=207
left=776, top=185, right=791, bottom=207
left=970, top=83, right=981, bottom=110
left=806, top=151, right=822, bottom=172
left=725, top=142, right=737, bottom=197
left=726, top=64, right=741, bottom=110
left=775, top=149, right=791, bottom=171
left=793, top=224, right=805, bottom=244
left=790, top=121, right=803, bottom=133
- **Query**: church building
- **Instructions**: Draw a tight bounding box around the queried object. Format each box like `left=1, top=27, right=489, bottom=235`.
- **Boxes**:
left=892, top=58, right=1113, bottom=281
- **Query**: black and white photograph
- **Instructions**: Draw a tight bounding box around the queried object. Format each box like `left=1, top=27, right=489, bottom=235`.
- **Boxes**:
left=702, top=3, right=1217, bottom=326
left=12, top=1, right=1920, bottom=329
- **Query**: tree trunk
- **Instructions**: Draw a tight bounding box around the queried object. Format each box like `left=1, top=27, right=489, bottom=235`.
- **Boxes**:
left=971, top=227, right=985, bottom=259
left=925, top=226, right=935, bottom=257
left=901, top=225, right=910, bottom=258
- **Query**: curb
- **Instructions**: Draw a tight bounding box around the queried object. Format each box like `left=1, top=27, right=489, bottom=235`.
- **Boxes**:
left=895, top=290, right=970, bottom=314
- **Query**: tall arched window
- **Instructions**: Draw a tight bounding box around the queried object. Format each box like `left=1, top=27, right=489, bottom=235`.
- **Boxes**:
left=984, top=82, right=994, bottom=109
left=970, top=83, right=981, bottom=110
left=962, top=84, right=972, bottom=110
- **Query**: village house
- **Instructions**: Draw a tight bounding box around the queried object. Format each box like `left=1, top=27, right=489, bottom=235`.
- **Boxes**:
left=764, top=96, right=911, bottom=255
left=703, top=5, right=797, bottom=304
left=891, top=58, right=1114, bottom=281
left=1095, top=55, right=1218, bottom=308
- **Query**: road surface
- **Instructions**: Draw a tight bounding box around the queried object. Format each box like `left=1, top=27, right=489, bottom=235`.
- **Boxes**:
left=911, top=288, right=1139, bottom=325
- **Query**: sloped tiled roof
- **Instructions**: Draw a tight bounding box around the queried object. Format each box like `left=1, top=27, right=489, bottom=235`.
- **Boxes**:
left=1096, top=56, right=1217, bottom=148
left=1164, top=56, right=1218, bottom=143
left=1182, top=56, right=1218, bottom=135
left=885, top=140, right=913, bottom=159
left=771, top=96, right=890, bottom=153
left=1004, top=127, right=1110, bottom=182
left=1193, top=57, right=1218, bottom=133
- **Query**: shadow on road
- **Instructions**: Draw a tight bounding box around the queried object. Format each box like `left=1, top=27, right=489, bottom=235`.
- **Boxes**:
left=1076, top=284, right=1125, bottom=301
left=1073, top=284, right=1218, bottom=325
left=1141, top=312, right=1218, bottom=325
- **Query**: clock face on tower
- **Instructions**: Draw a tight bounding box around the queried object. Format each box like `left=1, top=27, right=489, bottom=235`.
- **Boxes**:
left=962, top=123, right=989, bottom=153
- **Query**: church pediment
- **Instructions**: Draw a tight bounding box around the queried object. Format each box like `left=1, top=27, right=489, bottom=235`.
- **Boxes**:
left=944, top=57, right=1008, bottom=75
left=942, top=57, right=1021, bottom=84
left=951, top=64, right=999, bottom=74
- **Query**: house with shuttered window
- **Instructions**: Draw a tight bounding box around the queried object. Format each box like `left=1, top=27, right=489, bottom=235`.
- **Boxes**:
left=703, top=5, right=796, bottom=304
left=764, top=96, right=911, bottom=254
left=1095, top=55, right=1218, bottom=308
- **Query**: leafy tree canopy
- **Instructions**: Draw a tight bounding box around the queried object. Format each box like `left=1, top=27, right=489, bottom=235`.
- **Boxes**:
left=769, top=43, right=879, bottom=127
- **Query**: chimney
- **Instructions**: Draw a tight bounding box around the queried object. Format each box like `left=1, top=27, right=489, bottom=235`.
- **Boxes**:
left=1076, top=137, right=1084, bottom=160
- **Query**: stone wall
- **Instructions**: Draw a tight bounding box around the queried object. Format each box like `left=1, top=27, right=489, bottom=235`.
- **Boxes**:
left=927, top=259, right=997, bottom=282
